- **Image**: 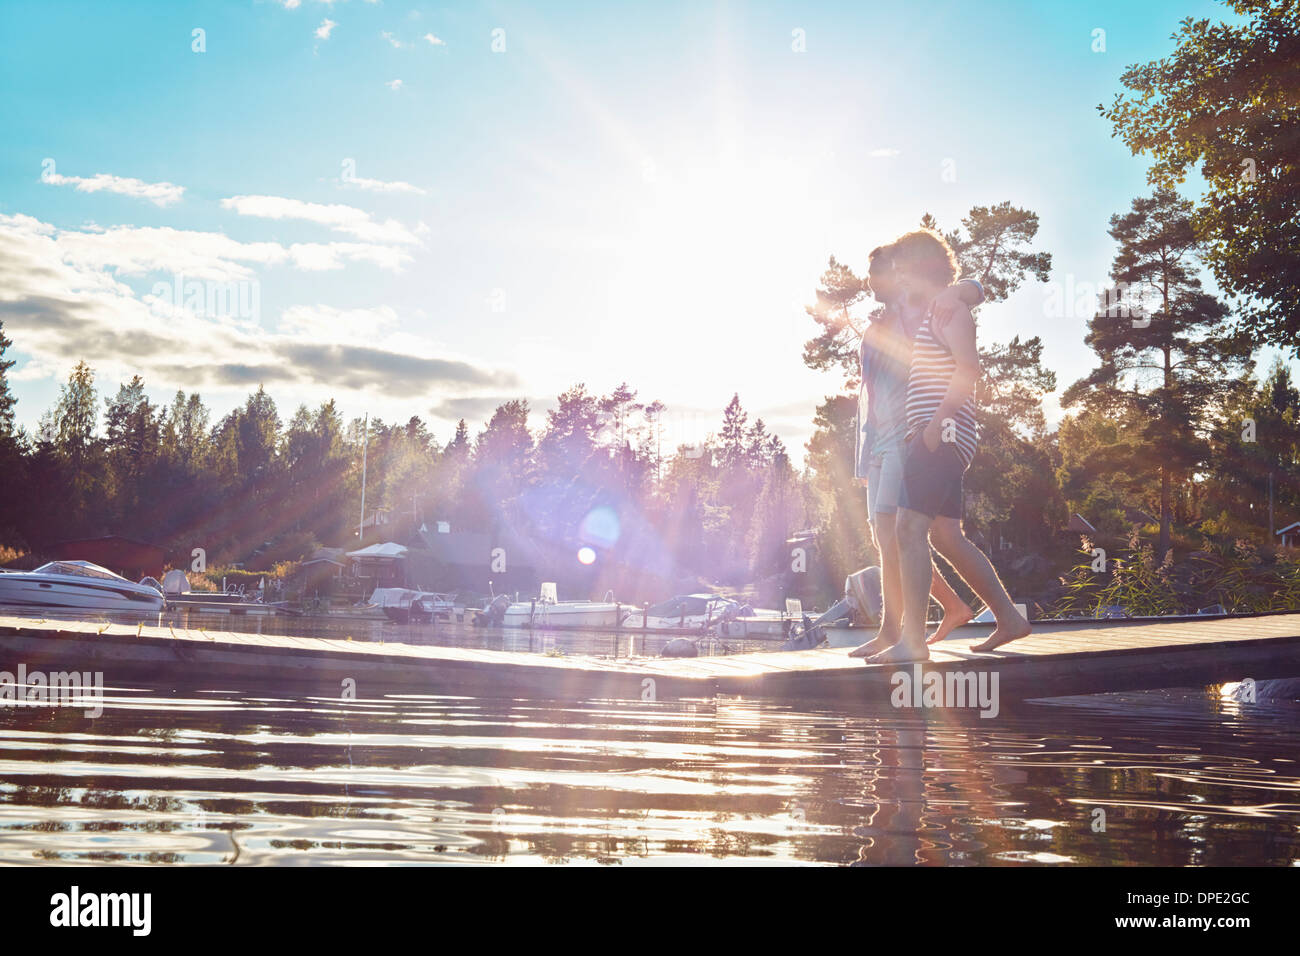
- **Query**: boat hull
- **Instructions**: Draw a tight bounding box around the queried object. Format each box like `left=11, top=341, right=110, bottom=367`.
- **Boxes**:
left=717, top=616, right=791, bottom=638
left=622, top=613, right=714, bottom=631
left=0, top=577, right=164, bottom=613
left=502, top=604, right=623, bottom=628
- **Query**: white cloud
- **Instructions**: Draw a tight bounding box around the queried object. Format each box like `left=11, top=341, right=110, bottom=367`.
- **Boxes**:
left=0, top=212, right=509, bottom=400
left=869, top=147, right=900, bottom=158
left=15, top=219, right=412, bottom=284
left=220, top=194, right=421, bottom=244
left=10, top=358, right=57, bottom=382
left=340, top=174, right=426, bottom=196
left=279, top=303, right=400, bottom=342
left=57, top=225, right=286, bottom=282
left=381, top=31, right=405, bottom=48
left=315, top=19, right=336, bottom=40
left=41, top=171, right=185, bottom=207
left=423, top=33, right=445, bottom=47
left=286, top=241, right=413, bottom=272
left=386, top=78, right=403, bottom=92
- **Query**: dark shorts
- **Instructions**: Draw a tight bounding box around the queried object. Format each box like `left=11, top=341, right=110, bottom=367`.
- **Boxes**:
left=899, top=431, right=966, bottom=520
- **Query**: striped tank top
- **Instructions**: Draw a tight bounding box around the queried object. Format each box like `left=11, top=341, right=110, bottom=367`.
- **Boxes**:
left=905, top=307, right=978, bottom=467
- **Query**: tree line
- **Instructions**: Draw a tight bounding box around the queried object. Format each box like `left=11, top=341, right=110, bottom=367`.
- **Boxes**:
left=0, top=340, right=804, bottom=599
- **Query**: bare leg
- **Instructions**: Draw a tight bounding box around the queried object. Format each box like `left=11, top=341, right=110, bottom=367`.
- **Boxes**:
left=850, top=513, right=902, bottom=658
left=868, top=508, right=932, bottom=663
left=927, top=558, right=974, bottom=644
left=928, top=517, right=1030, bottom=651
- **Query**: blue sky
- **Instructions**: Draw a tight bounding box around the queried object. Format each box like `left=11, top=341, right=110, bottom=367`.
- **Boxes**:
left=0, top=0, right=1286, bottom=459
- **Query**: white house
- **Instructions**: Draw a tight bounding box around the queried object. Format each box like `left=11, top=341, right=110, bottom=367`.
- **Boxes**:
left=1277, top=521, right=1300, bottom=549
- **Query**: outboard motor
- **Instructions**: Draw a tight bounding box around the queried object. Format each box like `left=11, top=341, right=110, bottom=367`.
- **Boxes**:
left=161, top=568, right=190, bottom=597
left=478, top=593, right=510, bottom=627
left=779, top=597, right=854, bottom=651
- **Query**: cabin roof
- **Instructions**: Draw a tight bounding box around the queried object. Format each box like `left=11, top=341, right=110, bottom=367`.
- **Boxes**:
left=1067, top=513, right=1097, bottom=534
left=347, top=541, right=408, bottom=559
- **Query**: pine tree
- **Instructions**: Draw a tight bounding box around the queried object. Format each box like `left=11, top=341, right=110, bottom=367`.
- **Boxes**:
left=1101, top=0, right=1300, bottom=351
left=1063, top=188, right=1252, bottom=558
left=0, top=321, right=16, bottom=440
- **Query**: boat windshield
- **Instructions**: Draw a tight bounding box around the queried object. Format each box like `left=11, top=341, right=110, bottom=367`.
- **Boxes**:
left=646, top=596, right=715, bottom=617
left=34, top=561, right=128, bottom=582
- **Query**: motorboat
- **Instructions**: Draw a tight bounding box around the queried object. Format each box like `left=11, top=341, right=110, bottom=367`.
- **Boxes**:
left=0, top=560, right=165, bottom=612
left=622, top=593, right=740, bottom=632
left=158, top=568, right=292, bottom=616
left=371, top=587, right=456, bottom=623
left=499, top=583, right=627, bottom=628
left=715, top=606, right=795, bottom=638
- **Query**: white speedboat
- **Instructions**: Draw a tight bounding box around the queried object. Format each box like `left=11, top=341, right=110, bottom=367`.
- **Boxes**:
left=500, top=583, right=626, bottom=628
left=0, top=560, right=165, bottom=612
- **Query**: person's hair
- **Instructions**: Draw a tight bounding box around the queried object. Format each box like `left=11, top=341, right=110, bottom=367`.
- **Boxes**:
left=866, top=243, right=895, bottom=286
left=891, top=228, right=959, bottom=287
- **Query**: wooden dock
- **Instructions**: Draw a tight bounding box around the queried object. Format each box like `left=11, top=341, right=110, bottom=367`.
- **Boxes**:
left=1, top=612, right=1298, bottom=704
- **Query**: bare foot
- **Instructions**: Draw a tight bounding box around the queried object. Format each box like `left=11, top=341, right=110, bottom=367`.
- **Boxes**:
left=867, top=641, right=929, bottom=664
left=848, top=626, right=900, bottom=659
left=970, top=612, right=1032, bottom=652
left=927, top=604, right=974, bottom=645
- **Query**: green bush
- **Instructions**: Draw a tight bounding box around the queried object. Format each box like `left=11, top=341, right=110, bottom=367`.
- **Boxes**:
left=1051, top=533, right=1300, bottom=617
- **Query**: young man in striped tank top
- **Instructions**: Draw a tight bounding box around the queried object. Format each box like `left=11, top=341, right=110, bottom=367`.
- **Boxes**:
left=867, top=230, right=1032, bottom=664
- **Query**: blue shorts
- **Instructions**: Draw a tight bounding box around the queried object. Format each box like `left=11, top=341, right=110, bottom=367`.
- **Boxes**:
left=865, top=441, right=905, bottom=522
left=899, top=432, right=966, bottom=520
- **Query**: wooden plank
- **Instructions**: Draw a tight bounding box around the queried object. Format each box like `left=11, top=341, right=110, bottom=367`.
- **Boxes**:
left=1, top=613, right=1298, bottom=704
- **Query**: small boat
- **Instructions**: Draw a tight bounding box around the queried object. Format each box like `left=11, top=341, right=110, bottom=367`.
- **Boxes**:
left=622, top=594, right=739, bottom=632
left=500, top=583, right=626, bottom=628
left=370, top=587, right=457, bottom=623
left=716, top=609, right=794, bottom=639
left=0, top=560, right=165, bottom=612
left=160, top=569, right=291, bottom=615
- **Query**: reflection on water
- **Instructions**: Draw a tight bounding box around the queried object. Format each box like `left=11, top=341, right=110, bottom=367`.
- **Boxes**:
left=1, top=606, right=1298, bottom=865
left=1, top=684, right=1297, bottom=865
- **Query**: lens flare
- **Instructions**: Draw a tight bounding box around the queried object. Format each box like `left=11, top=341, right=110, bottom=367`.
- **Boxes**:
left=578, top=506, right=621, bottom=549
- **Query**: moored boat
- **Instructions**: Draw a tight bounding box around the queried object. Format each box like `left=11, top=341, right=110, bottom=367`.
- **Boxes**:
left=717, top=611, right=793, bottom=638
left=500, top=583, right=627, bottom=628
left=371, top=587, right=457, bottom=623
left=623, top=594, right=739, bottom=632
left=0, top=560, right=165, bottom=612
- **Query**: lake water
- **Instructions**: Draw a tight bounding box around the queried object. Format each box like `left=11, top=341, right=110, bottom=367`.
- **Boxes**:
left=1, top=606, right=1297, bottom=865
